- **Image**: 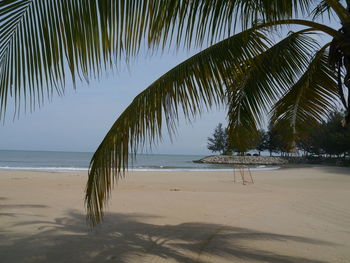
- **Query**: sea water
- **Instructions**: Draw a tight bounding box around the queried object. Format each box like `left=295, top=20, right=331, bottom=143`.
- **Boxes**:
left=0, top=150, right=279, bottom=172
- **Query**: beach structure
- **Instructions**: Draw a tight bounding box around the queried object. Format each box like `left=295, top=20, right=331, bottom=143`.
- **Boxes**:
left=233, top=165, right=254, bottom=185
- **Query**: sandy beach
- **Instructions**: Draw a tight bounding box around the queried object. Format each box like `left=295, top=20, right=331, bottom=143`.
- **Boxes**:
left=0, top=167, right=349, bottom=263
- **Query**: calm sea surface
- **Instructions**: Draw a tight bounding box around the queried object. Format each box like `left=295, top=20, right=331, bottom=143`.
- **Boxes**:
left=0, top=150, right=278, bottom=172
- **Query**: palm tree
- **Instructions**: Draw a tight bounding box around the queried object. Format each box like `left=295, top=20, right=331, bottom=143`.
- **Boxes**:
left=1, top=0, right=349, bottom=225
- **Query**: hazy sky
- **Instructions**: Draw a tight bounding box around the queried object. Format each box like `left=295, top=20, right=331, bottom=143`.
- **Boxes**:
left=0, top=49, right=227, bottom=155
left=0, top=15, right=340, bottom=155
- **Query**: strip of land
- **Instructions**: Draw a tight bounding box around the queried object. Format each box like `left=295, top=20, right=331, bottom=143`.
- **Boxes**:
left=0, top=167, right=349, bottom=263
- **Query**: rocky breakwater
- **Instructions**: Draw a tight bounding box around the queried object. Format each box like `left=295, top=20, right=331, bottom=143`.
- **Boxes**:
left=193, top=155, right=289, bottom=165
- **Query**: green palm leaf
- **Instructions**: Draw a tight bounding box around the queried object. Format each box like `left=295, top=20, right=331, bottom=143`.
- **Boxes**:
left=85, top=28, right=276, bottom=225
left=0, top=0, right=338, bottom=120
left=227, top=30, right=319, bottom=140
left=311, top=0, right=333, bottom=20
left=0, top=0, right=163, bottom=118
left=85, top=20, right=337, bottom=224
left=0, top=0, right=115, bottom=118
left=271, top=44, right=339, bottom=131
left=142, top=0, right=312, bottom=48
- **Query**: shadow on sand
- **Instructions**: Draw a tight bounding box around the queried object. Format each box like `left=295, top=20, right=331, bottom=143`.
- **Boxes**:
left=0, top=210, right=336, bottom=263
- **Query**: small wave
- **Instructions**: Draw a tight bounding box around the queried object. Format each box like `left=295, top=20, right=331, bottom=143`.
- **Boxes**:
left=0, top=166, right=88, bottom=172
left=130, top=168, right=234, bottom=172
left=130, top=166, right=280, bottom=172
left=0, top=166, right=280, bottom=172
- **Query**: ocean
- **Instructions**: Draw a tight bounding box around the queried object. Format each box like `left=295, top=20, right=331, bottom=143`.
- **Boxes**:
left=0, top=150, right=279, bottom=172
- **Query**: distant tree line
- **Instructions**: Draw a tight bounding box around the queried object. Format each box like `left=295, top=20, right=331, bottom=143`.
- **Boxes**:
left=297, top=112, right=350, bottom=157
left=207, top=111, right=350, bottom=157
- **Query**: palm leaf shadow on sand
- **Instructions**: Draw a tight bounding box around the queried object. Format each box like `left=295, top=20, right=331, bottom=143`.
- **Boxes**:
left=0, top=204, right=49, bottom=218
left=0, top=210, right=335, bottom=263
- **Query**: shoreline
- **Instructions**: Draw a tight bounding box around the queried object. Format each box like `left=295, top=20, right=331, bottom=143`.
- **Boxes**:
left=0, top=165, right=281, bottom=173
left=0, top=163, right=346, bottom=176
left=0, top=163, right=346, bottom=174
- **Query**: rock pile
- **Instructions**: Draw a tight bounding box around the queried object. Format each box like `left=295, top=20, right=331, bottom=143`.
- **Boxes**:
left=193, top=155, right=288, bottom=165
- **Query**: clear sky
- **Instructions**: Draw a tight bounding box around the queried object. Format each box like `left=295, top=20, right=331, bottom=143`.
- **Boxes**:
left=0, top=49, right=227, bottom=155
left=0, top=14, right=340, bottom=155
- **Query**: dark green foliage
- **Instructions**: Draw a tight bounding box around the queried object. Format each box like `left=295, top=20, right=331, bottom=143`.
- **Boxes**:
left=296, top=121, right=323, bottom=156
left=207, top=123, right=228, bottom=154
left=208, top=123, right=260, bottom=155
left=255, top=129, right=269, bottom=155
left=266, top=129, right=278, bottom=156
left=296, top=111, right=350, bottom=157
left=274, top=122, right=296, bottom=155
left=319, top=112, right=350, bottom=156
left=229, top=126, right=259, bottom=155
left=265, top=122, right=295, bottom=156
left=256, top=112, right=350, bottom=157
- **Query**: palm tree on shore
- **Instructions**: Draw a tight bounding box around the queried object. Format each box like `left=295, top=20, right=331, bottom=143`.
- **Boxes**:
left=1, top=0, right=350, bottom=225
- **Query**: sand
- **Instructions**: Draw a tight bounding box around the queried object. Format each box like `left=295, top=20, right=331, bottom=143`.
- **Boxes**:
left=0, top=166, right=349, bottom=263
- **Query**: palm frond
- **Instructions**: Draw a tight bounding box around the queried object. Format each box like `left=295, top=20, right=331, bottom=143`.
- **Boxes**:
left=324, top=0, right=350, bottom=24
left=227, top=30, right=319, bottom=140
left=311, top=0, right=333, bottom=20
left=0, top=0, right=120, bottom=118
left=85, top=28, right=275, bottom=225
left=271, top=44, right=339, bottom=131
left=143, top=0, right=313, bottom=49
left=0, top=0, right=336, bottom=120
